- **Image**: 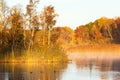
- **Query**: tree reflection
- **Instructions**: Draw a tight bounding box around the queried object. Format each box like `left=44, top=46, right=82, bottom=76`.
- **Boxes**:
left=0, top=63, right=67, bottom=80
left=75, top=58, right=120, bottom=80
left=97, top=59, right=112, bottom=72
left=113, top=74, right=120, bottom=80
left=112, top=60, right=120, bottom=72
left=100, top=73, right=109, bottom=80
left=75, top=58, right=116, bottom=72
left=1, top=59, right=120, bottom=80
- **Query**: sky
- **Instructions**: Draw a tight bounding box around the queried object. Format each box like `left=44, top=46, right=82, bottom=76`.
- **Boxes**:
left=4, top=0, right=120, bottom=29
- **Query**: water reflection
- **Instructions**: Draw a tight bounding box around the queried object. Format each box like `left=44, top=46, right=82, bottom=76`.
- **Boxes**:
left=112, top=60, right=120, bottom=72
left=0, top=59, right=120, bottom=80
left=0, top=63, right=67, bottom=80
left=72, top=58, right=120, bottom=80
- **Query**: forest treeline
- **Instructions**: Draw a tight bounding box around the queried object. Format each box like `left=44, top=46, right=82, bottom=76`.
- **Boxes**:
left=75, top=17, right=120, bottom=45
left=0, top=2, right=120, bottom=55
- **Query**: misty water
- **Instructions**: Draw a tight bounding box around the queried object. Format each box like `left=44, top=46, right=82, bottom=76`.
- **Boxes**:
left=0, top=54, right=120, bottom=80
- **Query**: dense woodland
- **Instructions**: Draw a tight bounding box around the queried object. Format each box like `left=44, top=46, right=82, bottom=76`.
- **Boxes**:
left=75, top=17, right=120, bottom=45
left=0, top=1, right=120, bottom=61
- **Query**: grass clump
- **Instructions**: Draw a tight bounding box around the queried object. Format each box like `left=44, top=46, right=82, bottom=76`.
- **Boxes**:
left=0, top=44, right=68, bottom=63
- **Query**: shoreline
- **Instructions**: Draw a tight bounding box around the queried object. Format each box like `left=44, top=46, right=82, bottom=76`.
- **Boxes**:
left=66, top=44, right=120, bottom=61
left=0, top=59, right=68, bottom=64
left=65, top=44, right=120, bottom=53
left=1, top=44, right=120, bottom=63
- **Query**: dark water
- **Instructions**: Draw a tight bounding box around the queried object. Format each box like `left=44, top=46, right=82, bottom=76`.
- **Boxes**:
left=0, top=59, right=120, bottom=80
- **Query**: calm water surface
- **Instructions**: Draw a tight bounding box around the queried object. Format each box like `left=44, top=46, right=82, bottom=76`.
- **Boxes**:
left=0, top=56, right=120, bottom=80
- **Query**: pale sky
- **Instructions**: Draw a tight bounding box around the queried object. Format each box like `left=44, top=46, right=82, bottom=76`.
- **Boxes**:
left=5, top=0, right=120, bottom=29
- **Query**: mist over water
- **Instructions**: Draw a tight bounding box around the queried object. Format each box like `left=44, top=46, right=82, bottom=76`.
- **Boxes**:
left=0, top=52, right=120, bottom=80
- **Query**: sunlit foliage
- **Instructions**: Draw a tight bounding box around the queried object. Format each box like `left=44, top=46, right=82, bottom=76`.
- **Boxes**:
left=75, top=17, right=120, bottom=44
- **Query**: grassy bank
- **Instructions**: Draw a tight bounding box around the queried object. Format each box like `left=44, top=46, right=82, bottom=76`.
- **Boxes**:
left=0, top=45, right=68, bottom=63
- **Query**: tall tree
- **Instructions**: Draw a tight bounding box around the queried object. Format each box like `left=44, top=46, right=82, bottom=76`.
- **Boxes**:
left=26, top=0, right=40, bottom=50
left=97, top=17, right=114, bottom=39
left=0, top=1, right=9, bottom=53
left=40, top=5, right=58, bottom=45
left=6, top=6, right=24, bottom=58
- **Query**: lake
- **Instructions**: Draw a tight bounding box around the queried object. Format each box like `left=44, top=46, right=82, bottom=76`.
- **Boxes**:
left=0, top=53, right=120, bottom=80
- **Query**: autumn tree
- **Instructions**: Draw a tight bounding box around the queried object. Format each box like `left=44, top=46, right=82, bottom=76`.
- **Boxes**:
left=112, top=17, right=120, bottom=43
left=26, top=0, right=40, bottom=50
left=0, top=1, right=9, bottom=53
left=51, top=27, right=73, bottom=45
left=40, top=5, right=58, bottom=45
left=75, top=17, right=120, bottom=44
left=4, top=6, right=24, bottom=57
left=96, top=17, right=115, bottom=39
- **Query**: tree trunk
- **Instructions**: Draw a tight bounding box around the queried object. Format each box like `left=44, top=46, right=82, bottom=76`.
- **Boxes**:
left=31, top=27, right=35, bottom=48
left=106, top=24, right=113, bottom=40
left=11, top=30, right=15, bottom=60
left=48, top=26, right=51, bottom=45
left=28, top=29, right=35, bottom=51
left=42, top=25, right=46, bottom=46
left=0, top=26, right=2, bottom=52
left=23, top=29, right=26, bottom=49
